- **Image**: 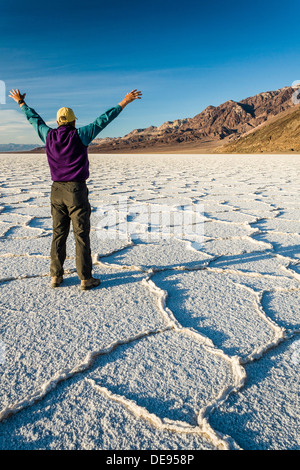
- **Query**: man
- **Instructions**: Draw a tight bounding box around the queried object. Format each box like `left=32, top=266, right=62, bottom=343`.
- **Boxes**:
left=9, top=88, right=142, bottom=290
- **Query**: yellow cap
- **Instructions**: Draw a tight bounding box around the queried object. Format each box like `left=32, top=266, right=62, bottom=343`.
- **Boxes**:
left=56, top=107, right=78, bottom=125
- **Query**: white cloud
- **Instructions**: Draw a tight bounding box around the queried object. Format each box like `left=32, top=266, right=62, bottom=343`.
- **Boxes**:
left=0, top=108, right=43, bottom=144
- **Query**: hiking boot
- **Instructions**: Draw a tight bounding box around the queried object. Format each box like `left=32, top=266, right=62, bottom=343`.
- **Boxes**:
left=51, top=276, right=63, bottom=288
left=80, top=277, right=100, bottom=290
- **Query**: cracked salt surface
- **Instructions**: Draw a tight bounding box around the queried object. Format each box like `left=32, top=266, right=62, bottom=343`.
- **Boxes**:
left=0, top=266, right=167, bottom=411
left=0, top=153, right=299, bottom=450
left=151, top=269, right=281, bottom=361
left=87, top=330, right=234, bottom=427
left=209, top=337, right=300, bottom=450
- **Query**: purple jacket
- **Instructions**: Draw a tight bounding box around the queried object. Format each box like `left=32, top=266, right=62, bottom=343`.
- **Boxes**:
left=46, top=125, right=89, bottom=181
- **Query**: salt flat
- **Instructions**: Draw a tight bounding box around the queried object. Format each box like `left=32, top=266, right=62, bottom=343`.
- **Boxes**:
left=0, top=153, right=299, bottom=450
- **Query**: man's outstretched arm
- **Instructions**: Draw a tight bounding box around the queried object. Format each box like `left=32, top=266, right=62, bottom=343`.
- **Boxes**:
left=9, top=89, right=51, bottom=144
left=78, top=89, right=142, bottom=147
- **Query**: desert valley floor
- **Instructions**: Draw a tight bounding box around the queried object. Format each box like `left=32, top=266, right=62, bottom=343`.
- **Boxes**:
left=0, top=153, right=299, bottom=450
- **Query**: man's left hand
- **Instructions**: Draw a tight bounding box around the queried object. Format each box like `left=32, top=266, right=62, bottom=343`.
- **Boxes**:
left=119, top=89, right=142, bottom=109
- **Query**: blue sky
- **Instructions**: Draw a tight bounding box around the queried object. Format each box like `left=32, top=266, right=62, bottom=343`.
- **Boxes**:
left=1, top=0, right=300, bottom=144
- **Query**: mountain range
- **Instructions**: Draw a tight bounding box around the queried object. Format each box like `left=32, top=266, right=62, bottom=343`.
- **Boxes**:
left=87, top=85, right=300, bottom=153
left=0, top=143, right=43, bottom=152
left=2, top=85, right=299, bottom=154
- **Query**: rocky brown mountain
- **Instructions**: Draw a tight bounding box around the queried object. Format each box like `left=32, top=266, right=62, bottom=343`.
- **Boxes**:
left=26, top=85, right=296, bottom=154
left=217, top=102, right=300, bottom=153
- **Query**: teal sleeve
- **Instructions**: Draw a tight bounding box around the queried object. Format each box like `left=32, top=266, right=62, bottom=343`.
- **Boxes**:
left=77, top=105, right=122, bottom=147
left=20, top=104, right=51, bottom=144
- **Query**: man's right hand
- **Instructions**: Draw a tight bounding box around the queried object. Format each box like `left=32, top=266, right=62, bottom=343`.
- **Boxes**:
left=119, top=89, right=142, bottom=109
left=9, top=89, right=26, bottom=106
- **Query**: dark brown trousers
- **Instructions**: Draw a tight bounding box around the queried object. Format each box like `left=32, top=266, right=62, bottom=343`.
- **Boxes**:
left=50, top=181, right=92, bottom=280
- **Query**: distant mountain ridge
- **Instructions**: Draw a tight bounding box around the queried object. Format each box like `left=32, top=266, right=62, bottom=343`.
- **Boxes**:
left=0, top=143, right=43, bottom=152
